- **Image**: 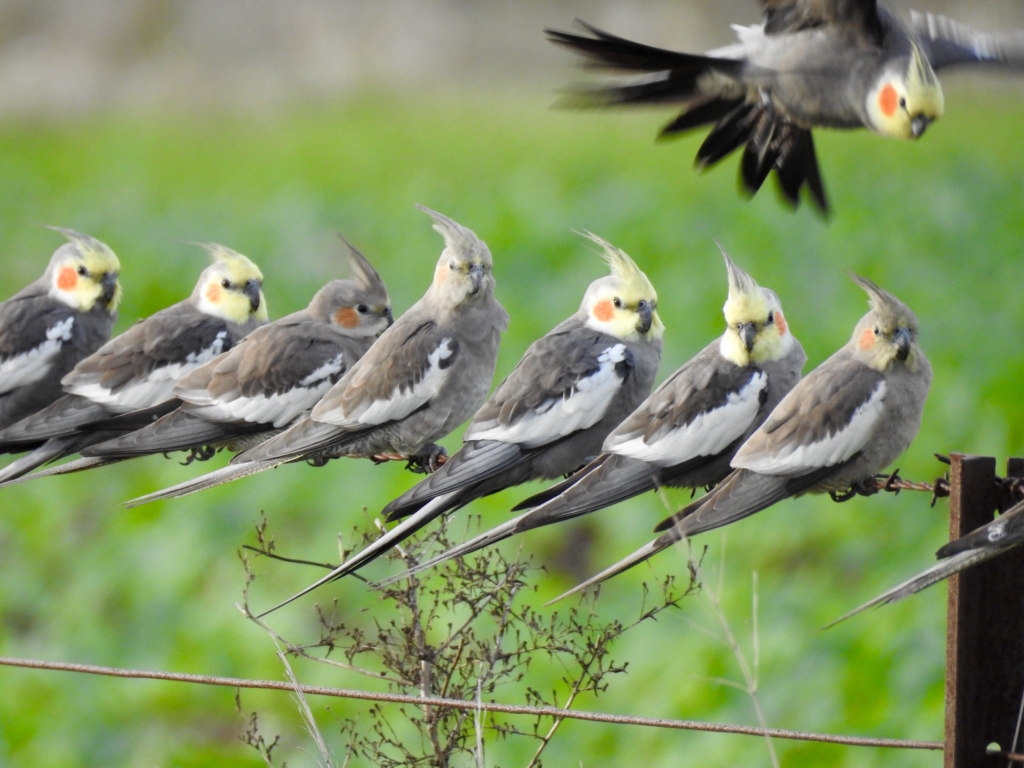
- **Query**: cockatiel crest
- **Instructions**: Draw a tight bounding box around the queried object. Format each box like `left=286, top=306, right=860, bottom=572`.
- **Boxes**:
left=867, top=44, right=944, bottom=139
left=421, top=205, right=496, bottom=310
left=309, top=238, right=393, bottom=338
left=44, top=227, right=122, bottom=312
left=193, top=244, right=269, bottom=324
left=849, top=272, right=923, bottom=372
left=719, top=243, right=792, bottom=366
left=581, top=232, right=664, bottom=342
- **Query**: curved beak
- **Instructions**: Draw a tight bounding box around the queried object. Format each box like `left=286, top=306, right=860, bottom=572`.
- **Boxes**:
left=383, top=306, right=395, bottom=327
left=636, top=303, right=653, bottom=335
left=910, top=115, right=932, bottom=139
left=894, top=326, right=911, bottom=362
left=739, top=322, right=759, bottom=353
left=243, top=279, right=263, bottom=313
left=101, top=272, right=119, bottom=304
left=468, top=263, right=484, bottom=296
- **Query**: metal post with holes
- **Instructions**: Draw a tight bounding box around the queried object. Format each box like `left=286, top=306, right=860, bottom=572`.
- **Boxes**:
left=944, top=454, right=1024, bottom=767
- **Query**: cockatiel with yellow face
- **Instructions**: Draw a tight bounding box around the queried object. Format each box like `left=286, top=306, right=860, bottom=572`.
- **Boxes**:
left=1, top=238, right=392, bottom=487
left=125, top=205, right=508, bottom=506
left=256, top=234, right=664, bottom=613
left=547, top=274, right=931, bottom=602
left=0, top=228, right=121, bottom=431
left=376, top=245, right=804, bottom=587
left=548, top=1, right=1024, bottom=212
left=0, top=244, right=268, bottom=483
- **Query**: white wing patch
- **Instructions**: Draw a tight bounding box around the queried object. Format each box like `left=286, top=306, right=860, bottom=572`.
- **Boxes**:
left=467, top=343, right=628, bottom=449
left=609, top=371, right=767, bottom=467
left=187, top=354, right=346, bottom=429
left=0, top=317, right=75, bottom=394
left=734, top=381, right=888, bottom=475
left=67, top=331, right=230, bottom=413
left=316, top=338, right=455, bottom=427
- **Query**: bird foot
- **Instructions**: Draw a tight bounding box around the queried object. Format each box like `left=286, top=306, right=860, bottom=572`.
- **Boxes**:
left=406, top=443, right=448, bottom=474
left=830, top=476, right=880, bottom=503
left=178, top=445, right=218, bottom=466
left=876, top=468, right=902, bottom=495
left=368, top=452, right=408, bottom=465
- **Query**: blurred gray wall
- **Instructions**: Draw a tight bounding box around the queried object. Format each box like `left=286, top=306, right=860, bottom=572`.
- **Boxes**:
left=0, top=0, right=1021, bottom=115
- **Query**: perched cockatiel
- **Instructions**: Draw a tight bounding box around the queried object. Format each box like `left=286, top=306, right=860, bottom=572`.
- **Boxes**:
left=0, top=228, right=121, bottom=431
left=258, top=233, right=665, bottom=612
left=379, top=244, right=804, bottom=586
left=125, top=205, right=508, bottom=507
left=0, top=244, right=268, bottom=483
left=549, top=273, right=931, bottom=603
left=831, top=499, right=1024, bottom=625
left=4, top=239, right=392, bottom=486
left=547, top=3, right=1024, bottom=212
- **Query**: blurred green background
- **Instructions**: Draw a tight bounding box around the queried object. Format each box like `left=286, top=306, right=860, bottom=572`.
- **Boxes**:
left=1, top=2, right=1023, bottom=766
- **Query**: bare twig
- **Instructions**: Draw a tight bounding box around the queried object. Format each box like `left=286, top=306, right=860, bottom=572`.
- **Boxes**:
left=0, top=655, right=942, bottom=750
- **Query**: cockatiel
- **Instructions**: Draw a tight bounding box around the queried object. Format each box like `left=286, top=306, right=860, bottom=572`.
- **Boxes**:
left=5, top=239, right=392, bottom=485
left=549, top=273, right=931, bottom=603
left=125, top=205, right=508, bottom=506
left=547, top=3, right=1024, bottom=212
left=0, top=244, right=268, bottom=483
left=258, top=233, right=665, bottom=613
left=832, top=498, right=1024, bottom=625
left=379, top=244, right=804, bottom=586
left=0, top=228, right=121, bottom=431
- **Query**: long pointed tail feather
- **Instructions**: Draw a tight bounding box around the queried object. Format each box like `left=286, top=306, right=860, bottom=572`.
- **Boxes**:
left=124, top=458, right=287, bottom=507
left=0, top=454, right=127, bottom=488
left=544, top=531, right=684, bottom=606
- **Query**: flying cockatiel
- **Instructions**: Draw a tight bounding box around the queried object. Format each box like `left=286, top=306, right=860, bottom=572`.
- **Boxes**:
left=0, top=228, right=121, bottom=432
left=0, top=244, right=268, bottom=484
left=379, top=245, right=805, bottom=586
left=257, top=233, right=665, bottom=612
left=547, top=2, right=1024, bottom=212
left=4, top=239, right=392, bottom=486
left=548, top=273, right=931, bottom=603
left=831, top=498, right=1024, bottom=625
left=125, top=205, right=508, bottom=507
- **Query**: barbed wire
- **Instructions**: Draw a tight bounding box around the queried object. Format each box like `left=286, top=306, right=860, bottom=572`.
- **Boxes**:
left=0, top=655, right=943, bottom=751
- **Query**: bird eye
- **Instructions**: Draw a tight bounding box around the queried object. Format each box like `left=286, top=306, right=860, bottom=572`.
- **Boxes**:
left=613, top=298, right=623, bottom=309
left=873, top=325, right=880, bottom=335
left=637, top=300, right=647, bottom=310
left=356, top=304, right=368, bottom=314
left=767, top=311, right=774, bottom=324
left=76, top=266, right=88, bottom=276
left=899, top=97, right=907, bottom=109
left=448, top=259, right=457, bottom=270
left=221, top=279, right=231, bottom=289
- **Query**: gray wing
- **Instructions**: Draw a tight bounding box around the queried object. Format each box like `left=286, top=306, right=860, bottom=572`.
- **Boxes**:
left=911, top=11, right=1024, bottom=71
left=760, top=0, right=882, bottom=40
left=63, top=301, right=234, bottom=413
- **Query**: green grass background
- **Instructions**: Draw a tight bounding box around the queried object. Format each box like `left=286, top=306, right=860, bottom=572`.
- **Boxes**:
left=0, top=83, right=1022, bottom=767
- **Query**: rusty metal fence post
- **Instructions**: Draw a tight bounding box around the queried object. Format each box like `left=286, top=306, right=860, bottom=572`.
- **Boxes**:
left=944, top=454, right=1024, bottom=767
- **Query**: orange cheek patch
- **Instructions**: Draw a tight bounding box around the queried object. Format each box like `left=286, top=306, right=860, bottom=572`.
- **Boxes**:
left=435, top=264, right=449, bottom=284
left=879, top=84, right=899, bottom=118
left=592, top=300, right=614, bottom=322
left=334, top=307, right=359, bottom=328
left=205, top=283, right=222, bottom=303
left=859, top=327, right=876, bottom=350
left=775, top=311, right=787, bottom=336
left=57, top=267, right=78, bottom=291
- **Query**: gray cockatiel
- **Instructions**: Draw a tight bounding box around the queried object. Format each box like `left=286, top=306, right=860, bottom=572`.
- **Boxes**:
left=831, top=499, right=1024, bottom=625
left=6, top=239, right=392, bottom=486
left=549, top=273, right=931, bottom=603
left=0, top=245, right=268, bottom=484
left=0, top=228, right=121, bottom=431
left=547, top=3, right=1024, bottom=212
left=125, top=205, right=508, bottom=507
left=258, top=233, right=665, bottom=613
left=379, top=245, right=805, bottom=586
